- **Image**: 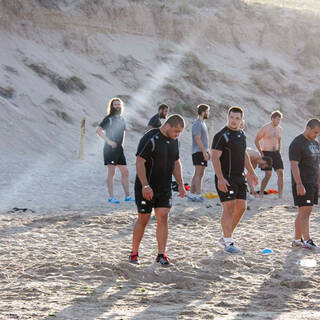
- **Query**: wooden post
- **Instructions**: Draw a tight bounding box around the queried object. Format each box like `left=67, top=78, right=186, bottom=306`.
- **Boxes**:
left=79, top=117, right=86, bottom=160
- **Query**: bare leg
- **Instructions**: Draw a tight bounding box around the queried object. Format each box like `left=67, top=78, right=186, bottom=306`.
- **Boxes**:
left=155, top=208, right=170, bottom=254
left=191, top=165, right=205, bottom=194
left=117, top=165, right=130, bottom=197
left=107, top=165, right=116, bottom=197
left=131, top=213, right=151, bottom=253
left=260, top=170, right=272, bottom=198
left=295, top=206, right=313, bottom=241
left=276, top=169, right=284, bottom=199
left=221, top=200, right=236, bottom=238
left=232, top=199, right=246, bottom=233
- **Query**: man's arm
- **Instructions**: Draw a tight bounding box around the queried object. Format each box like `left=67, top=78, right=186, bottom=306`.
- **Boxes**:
left=290, top=160, right=306, bottom=196
left=245, top=151, right=258, bottom=187
left=96, top=126, right=117, bottom=148
left=147, top=125, right=153, bottom=130
left=212, top=149, right=230, bottom=192
left=173, top=159, right=186, bottom=198
left=255, top=127, right=264, bottom=154
left=136, top=155, right=154, bottom=200
left=195, top=136, right=210, bottom=160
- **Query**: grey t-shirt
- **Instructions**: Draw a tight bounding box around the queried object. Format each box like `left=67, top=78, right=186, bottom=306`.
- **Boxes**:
left=192, top=118, right=209, bottom=154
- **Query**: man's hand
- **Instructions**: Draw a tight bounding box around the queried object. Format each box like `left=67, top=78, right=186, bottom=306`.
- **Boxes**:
left=178, top=184, right=186, bottom=198
left=247, top=171, right=258, bottom=187
left=296, top=183, right=306, bottom=196
left=203, top=151, right=210, bottom=161
left=109, top=141, right=117, bottom=148
left=142, top=186, right=154, bottom=200
left=218, top=177, right=230, bottom=193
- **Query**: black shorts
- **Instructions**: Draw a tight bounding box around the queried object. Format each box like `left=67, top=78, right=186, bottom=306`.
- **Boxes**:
left=215, top=175, right=247, bottom=202
left=292, top=183, right=318, bottom=207
left=261, top=151, right=284, bottom=171
left=135, top=186, right=172, bottom=214
left=103, top=145, right=127, bottom=166
left=192, top=152, right=207, bottom=167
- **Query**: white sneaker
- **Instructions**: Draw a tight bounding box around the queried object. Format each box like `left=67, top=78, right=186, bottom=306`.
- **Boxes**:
left=303, top=239, right=320, bottom=252
left=224, top=243, right=243, bottom=254
left=292, top=239, right=303, bottom=248
left=217, top=237, right=226, bottom=248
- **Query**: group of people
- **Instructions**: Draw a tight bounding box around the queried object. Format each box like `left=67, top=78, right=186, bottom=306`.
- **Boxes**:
left=97, top=97, right=320, bottom=265
left=188, top=107, right=284, bottom=202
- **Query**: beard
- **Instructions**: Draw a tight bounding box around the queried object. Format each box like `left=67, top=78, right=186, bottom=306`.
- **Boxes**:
left=204, top=114, right=208, bottom=120
left=111, top=108, right=121, bottom=116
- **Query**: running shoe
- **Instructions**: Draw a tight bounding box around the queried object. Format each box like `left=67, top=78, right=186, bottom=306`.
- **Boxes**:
left=129, top=252, right=139, bottom=263
left=156, top=253, right=170, bottom=265
left=302, top=239, right=320, bottom=251
left=292, top=239, right=304, bottom=248
left=194, top=196, right=204, bottom=202
left=217, top=237, right=227, bottom=248
left=124, top=196, right=135, bottom=202
left=108, top=197, right=120, bottom=204
left=224, top=243, right=242, bottom=254
left=187, top=194, right=196, bottom=201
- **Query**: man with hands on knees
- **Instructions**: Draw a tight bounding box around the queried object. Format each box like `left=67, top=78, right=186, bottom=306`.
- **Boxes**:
left=129, top=115, right=186, bottom=265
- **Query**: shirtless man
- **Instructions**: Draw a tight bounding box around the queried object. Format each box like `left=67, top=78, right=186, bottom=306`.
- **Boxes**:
left=255, top=110, right=284, bottom=198
left=246, top=148, right=273, bottom=196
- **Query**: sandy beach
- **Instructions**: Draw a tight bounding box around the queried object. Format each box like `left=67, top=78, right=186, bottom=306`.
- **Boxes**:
left=1, top=0, right=320, bottom=319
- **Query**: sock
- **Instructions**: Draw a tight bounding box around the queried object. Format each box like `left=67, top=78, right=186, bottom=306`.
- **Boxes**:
left=223, top=237, right=233, bottom=245
left=293, top=239, right=302, bottom=243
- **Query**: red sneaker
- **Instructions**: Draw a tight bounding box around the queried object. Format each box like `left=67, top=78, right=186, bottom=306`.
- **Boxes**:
left=129, top=252, right=139, bottom=263
left=156, top=253, right=170, bottom=265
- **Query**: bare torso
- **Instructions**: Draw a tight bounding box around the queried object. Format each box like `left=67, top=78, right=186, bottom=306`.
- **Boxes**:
left=260, top=123, right=282, bottom=151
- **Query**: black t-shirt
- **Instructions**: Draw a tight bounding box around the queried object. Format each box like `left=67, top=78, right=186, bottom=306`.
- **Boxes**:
left=212, top=126, right=246, bottom=180
left=135, top=128, right=179, bottom=192
left=147, top=113, right=161, bottom=128
left=289, top=134, right=320, bottom=185
left=99, top=115, right=126, bottom=147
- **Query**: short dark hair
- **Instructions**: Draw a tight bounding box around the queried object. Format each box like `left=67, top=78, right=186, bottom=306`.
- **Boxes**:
left=306, top=118, right=320, bottom=129
left=158, top=103, right=169, bottom=112
left=262, top=156, right=273, bottom=168
left=271, top=110, right=283, bottom=119
left=197, top=104, right=210, bottom=115
left=165, top=114, right=185, bottom=128
left=228, top=106, right=243, bottom=117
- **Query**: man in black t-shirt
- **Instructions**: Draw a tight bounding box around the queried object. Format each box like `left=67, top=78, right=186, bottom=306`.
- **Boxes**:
left=96, top=97, right=134, bottom=204
left=147, top=103, right=169, bottom=130
left=129, top=114, right=186, bottom=265
left=212, top=106, right=258, bottom=254
left=289, top=118, right=320, bottom=251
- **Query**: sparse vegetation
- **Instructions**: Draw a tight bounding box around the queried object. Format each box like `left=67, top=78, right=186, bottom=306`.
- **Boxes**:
left=4, top=65, right=18, bottom=74
left=52, top=109, right=73, bottom=123
left=0, top=86, right=14, bottom=99
left=27, top=63, right=86, bottom=93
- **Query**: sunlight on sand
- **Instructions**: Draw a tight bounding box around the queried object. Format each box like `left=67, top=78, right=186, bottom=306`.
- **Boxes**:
left=243, top=0, right=320, bottom=14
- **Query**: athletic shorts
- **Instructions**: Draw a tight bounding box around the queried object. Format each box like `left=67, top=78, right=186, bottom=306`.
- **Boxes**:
left=261, top=150, right=283, bottom=171
left=292, top=183, right=318, bottom=207
left=135, top=186, right=172, bottom=214
left=192, top=152, right=207, bottom=167
left=103, top=145, right=127, bottom=166
left=215, top=175, right=247, bottom=202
